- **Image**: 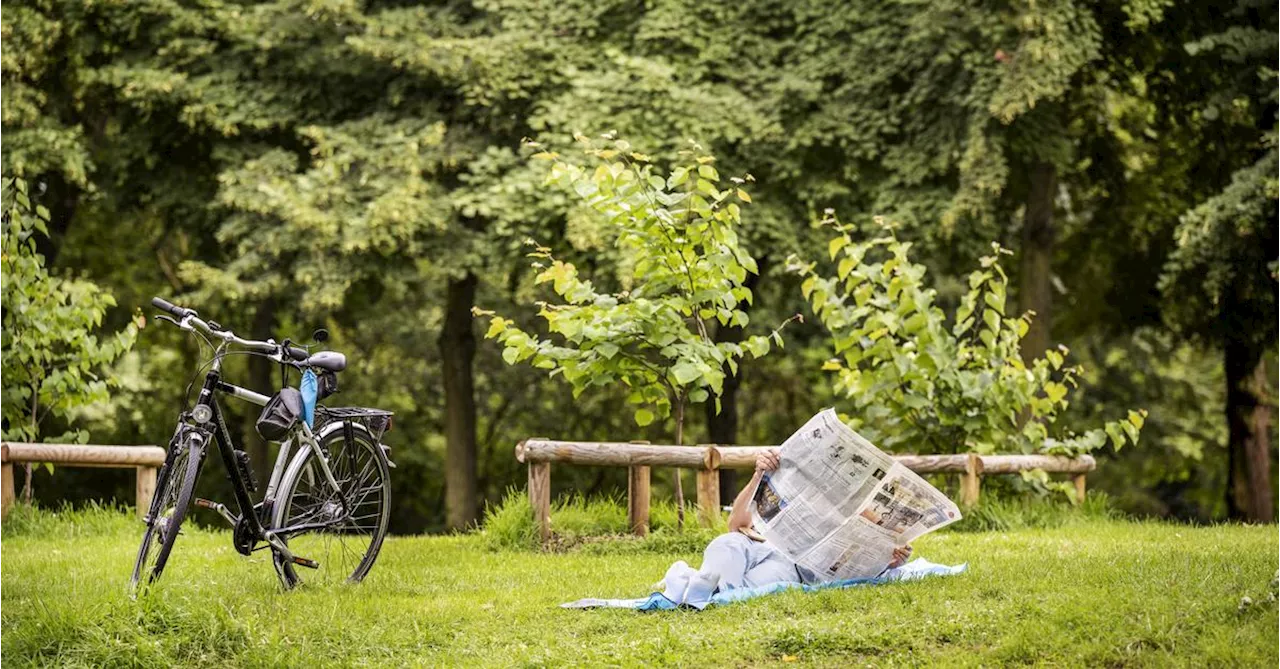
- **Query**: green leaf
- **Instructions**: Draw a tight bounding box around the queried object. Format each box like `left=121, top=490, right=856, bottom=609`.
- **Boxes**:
left=634, top=408, right=655, bottom=426
left=672, top=361, right=700, bottom=385
left=1105, top=422, right=1126, bottom=449
left=1043, top=381, right=1068, bottom=405
left=698, top=164, right=719, bottom=181
left=736, top=188, right=752, bottom=203
left=982, top=310, right=1000, bottom=334
left=837, top=256, right=856, bottom=280
left=484, top=317, right=508, bottom=339
left=983, top=291, right=1005, bottom=315
left=829, top=236, right=850, bottom=260
left=745, top=336, right=771, bottom=358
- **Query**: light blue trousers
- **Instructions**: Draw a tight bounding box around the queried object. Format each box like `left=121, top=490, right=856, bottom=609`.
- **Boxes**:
left=699, top=532, right=812, bottom=591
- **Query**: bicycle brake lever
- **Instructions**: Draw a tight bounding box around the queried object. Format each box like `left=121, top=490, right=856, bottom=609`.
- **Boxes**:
left=155, top=314, right=180, bottom=327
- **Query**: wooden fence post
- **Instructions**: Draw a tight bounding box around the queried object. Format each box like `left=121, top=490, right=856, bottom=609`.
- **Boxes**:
left=696, top=468, right=719, bottom=528
left=1072, top=473, right=1087, bottom=505
left=136, top=466, right=157, bottom=520
left=1, top=462, right=13, bottom=520
left=628, top=465, right=651, bottom=537
left=628, top=441, right=651, bottom=537
left=960, top=453, right=983, bottom=507
left=529, top=461, right=551, bottom=544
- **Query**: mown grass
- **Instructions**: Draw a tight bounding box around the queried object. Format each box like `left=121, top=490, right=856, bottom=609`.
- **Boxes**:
left=2, top=503, right=1276, bottom=667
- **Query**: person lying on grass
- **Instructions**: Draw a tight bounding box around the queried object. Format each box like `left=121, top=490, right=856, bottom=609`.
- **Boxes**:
left=659, top=448, right=913, bottom=605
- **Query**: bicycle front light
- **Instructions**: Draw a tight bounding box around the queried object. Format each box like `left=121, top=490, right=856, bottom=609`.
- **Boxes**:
left=192, top=404, right=214, bottom=424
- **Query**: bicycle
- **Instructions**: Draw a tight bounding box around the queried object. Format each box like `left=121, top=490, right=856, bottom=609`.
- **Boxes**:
left=132, top=297, right=394, bottom=592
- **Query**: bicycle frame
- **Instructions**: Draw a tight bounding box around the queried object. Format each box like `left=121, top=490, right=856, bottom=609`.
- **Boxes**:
left=148, top=339, right=351, bottom=563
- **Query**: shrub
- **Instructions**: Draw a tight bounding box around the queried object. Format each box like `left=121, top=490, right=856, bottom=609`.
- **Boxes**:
left=794, top=216, right=1145, bottom=495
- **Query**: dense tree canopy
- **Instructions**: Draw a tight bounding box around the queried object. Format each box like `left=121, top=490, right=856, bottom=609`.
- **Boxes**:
left=2, top=0, right=1275, bottom=529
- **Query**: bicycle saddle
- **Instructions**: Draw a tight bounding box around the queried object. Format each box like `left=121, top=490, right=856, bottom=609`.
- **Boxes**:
left=306, top=351, right=347, bottom=372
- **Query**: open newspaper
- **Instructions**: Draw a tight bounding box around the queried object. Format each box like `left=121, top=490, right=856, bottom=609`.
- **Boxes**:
left=750, top=409, right=962, bottom=582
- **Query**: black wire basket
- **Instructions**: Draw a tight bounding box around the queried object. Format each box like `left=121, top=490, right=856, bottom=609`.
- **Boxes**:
left=315, top=406, right=394, bottom=441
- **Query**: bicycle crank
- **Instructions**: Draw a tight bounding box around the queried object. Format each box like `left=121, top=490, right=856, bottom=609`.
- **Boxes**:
left=195, top=498, right=238, bottom=527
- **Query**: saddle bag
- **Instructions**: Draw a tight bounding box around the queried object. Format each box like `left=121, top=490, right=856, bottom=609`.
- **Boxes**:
left=256, top=387, right=304, bottom=441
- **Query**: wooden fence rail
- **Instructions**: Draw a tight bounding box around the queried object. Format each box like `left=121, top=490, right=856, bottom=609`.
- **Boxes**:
left=516, top=438, right=1096, bottom=544
left=1, top=443, right=166, bottom=520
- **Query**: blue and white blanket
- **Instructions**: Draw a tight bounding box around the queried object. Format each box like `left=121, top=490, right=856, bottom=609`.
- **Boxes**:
left=560, top=558, right=967, bottom=610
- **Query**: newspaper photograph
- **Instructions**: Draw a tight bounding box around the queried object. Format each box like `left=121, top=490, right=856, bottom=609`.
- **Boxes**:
left=751, top=409, right=962, bottom=581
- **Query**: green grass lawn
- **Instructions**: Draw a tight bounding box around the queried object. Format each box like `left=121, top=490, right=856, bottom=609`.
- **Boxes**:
left=2, top=507, right=1276, bottom=667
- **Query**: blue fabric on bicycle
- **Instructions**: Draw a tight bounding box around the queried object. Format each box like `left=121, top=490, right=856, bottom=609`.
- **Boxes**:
left=300, top=369, right=318, bottom=428
left=559, top=558, right=966, bottom=610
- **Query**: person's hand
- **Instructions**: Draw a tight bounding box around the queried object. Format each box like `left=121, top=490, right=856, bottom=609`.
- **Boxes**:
left=755, top=448, right=781, bottom=473
left=888, top=544, right=913, bottom=569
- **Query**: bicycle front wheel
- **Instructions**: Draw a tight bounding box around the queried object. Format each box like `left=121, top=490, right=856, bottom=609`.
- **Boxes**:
left=131, top=436, right=203, bottom=592
left=272, top=423, right=390, bottom=588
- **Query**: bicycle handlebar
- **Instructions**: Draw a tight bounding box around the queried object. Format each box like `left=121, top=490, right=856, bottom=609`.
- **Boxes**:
left=151, top=296, right=302, bottom=360
left=152, top=296, right=196, bottom=319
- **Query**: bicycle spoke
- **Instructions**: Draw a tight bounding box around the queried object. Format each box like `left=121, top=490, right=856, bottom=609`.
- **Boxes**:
left=277, top=430, right=388, bottom=587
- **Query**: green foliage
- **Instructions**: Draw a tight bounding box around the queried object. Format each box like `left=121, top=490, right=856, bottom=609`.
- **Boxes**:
left=1157, top=0, right=1278, bottom=347
left=1, top=177, right=140, bottom=444
left=1160, top=151, right=1278, bottom=344
left=1, top=0, right=1275, bottom=526
left=1060, top=330, right=1233, bottom=519
left=796, top=216, right=1145, bottom=459
left=476, top=136, right=794, bottom=431
left=0, top=3, right=93, bottom=188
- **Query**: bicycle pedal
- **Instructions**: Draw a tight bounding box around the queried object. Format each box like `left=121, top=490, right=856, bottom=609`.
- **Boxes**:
left=195, top=498, right=215, bottom=509
left=292, top=556, right=320, bottom=570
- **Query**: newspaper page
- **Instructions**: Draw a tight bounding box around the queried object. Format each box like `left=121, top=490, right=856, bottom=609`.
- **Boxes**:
left=750, top=409, right=962, bottom=581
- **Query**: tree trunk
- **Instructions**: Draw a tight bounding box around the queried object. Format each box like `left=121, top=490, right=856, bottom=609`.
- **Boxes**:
left=706, top=258, right=766, bottom=504
left=33, top=172, right=78, bottom=267
left=440, top=273, right=480, bottom=530
left=1019, top=162, right=1057, bottom=363
left=1224, top=339, right=1274, bottom=522
left=706, top=372, right=740, bottom=506
left=244, top=298, right=276, bottom=491
left=24, top=385, right=37, bottom=502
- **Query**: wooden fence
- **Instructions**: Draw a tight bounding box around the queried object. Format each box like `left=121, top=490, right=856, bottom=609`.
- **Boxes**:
left=516, top=438, right=1096, bottom=543
left=1, top=443, right=166, bottom=520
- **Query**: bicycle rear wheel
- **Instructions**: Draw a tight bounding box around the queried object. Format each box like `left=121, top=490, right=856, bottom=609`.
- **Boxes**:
left=272, top=423, right=390, bottom=588
left=131, top=436, right=203, bottom=592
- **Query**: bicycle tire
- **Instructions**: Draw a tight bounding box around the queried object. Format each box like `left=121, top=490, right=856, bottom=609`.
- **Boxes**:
left=271, top=422, right=390, bottom=588
left=131, top=438, right=203, bottom=592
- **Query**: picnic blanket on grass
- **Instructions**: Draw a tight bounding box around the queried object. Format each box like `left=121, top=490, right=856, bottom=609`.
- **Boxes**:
left=560, top=557, right=966, bottom=610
